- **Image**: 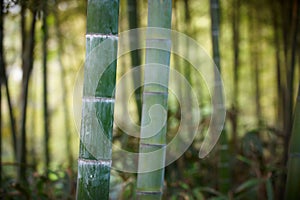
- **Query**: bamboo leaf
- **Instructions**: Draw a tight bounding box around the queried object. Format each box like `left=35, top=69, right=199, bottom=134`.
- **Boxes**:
left=236, top=154, right=252, bottom=166
left=234, top=178, right=262, bottom=194
left=199, top=186, right=226, bottom=198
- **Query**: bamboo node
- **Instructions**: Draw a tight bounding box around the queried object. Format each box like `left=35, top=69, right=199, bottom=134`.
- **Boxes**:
left=86, top=33, right=118, bottom=40
left=82, top=96, right=115, bottom=103
left=78, top=158, right=112, bottom=167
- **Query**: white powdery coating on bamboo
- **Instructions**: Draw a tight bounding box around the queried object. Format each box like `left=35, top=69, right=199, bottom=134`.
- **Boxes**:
left=78, top=158, right=112, bottom=166
left=86, top=33, right=118, bottom=41
left=77, top=158, right=112, bottom=179
left=82, top=97, right=115, bottom=103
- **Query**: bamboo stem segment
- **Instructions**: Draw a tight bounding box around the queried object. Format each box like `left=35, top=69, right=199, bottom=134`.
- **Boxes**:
left=210, top=0, right=231, bottom=193
left=76, top=1, right=119, bottom=199
left=136, top=0, right=172, bottom=199
left=285, top=84, right=300, bottom=200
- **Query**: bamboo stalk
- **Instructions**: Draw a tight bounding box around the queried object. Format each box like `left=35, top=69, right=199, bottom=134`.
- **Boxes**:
left=218, top=132, right=230, bottom=193
left=0, top=0, right=3, bottom=186
left=76, top=0, right=119, bottom=199
left=0, top=87, right=2, bottom=187
left=230, top=0, right=240, bottom=151
left=285, top=83, right=300, bottom=200
left=42, top=0, right=50, bottom=174
left=210, top=0, right=221, bottom=71
left=210, top=0, right=231, bottom=193
left=136, top=0, right=172, bottom=199
left=127, top=0, right=142, bottom=121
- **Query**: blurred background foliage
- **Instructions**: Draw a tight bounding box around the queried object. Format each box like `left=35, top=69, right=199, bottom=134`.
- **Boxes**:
left=0, top=0, right=299, bottom=199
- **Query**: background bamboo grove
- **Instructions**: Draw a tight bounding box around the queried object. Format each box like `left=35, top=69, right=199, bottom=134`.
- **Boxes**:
left=0, top=0, right=299, bottom=199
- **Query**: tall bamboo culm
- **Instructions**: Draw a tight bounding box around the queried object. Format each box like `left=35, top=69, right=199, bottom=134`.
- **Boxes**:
left=210, top=0, right=230, bottom=193
left=136, top=0, right=172, bottom=199
left=42, top=0, right=50, bottom=174
left=285, top=83, right=300, bottom=200
left=76, top=0, right=119, bottom=199
left=127, top=0, right=142, bottom=121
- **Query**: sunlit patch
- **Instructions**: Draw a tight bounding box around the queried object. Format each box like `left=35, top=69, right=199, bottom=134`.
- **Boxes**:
left=10, top=66, right=23, bottom=82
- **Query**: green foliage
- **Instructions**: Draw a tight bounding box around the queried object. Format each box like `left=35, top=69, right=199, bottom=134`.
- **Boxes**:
left=242, top=130, right=263, bottom=158
left=0, top=169, right=76, bottom=199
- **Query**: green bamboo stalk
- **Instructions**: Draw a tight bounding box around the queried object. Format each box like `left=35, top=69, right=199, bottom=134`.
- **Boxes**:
left=0, top=0, right=3, bottom=186
left=127, top=0, right=142, bottom=121
left=218, top=131, right=230, bottom=193
left=42, top=0, right=50, bottom=174
left=230, top=0, right=240, bottom=151
left=76, top=1, right=119, bottom=199
left=0, top=76, right=1, bottom=185
left=210, top=0, right=221, bottom=71
left=210, top=0, right=231, bottom=193
left=285, top=83, right=300, bottom=200
left=136, top=0, right=172, bottom=199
